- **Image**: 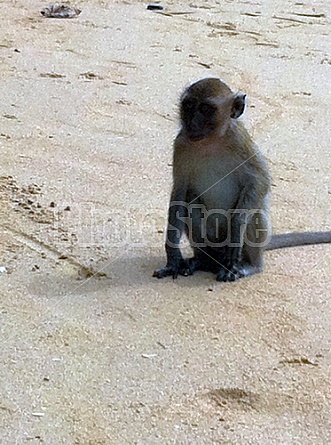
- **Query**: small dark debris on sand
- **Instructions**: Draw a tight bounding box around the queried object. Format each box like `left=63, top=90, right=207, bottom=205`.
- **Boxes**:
left=147, top=4, right=164, bottom=11
left=41, top=4, right=81, bottom=19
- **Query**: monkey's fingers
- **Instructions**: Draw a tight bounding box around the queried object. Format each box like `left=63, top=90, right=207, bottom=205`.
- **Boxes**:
left=153, top=266, right=176, bottom=279
left=153, top=264, right=193, bottom=279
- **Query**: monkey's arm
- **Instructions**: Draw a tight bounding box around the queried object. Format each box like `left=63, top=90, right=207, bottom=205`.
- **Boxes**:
left=153, top=186, right=192, bottom=279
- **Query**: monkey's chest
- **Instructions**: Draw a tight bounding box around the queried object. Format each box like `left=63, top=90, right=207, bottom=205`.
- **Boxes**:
left=187, top=161, right=242, bottom=211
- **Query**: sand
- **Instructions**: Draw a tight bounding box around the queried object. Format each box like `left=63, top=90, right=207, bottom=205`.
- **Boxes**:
left=0, top=0, right=330, bottom=443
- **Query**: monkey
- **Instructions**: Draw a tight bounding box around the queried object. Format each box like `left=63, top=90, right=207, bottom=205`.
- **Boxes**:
left=153, top=77, right=331, bottom=282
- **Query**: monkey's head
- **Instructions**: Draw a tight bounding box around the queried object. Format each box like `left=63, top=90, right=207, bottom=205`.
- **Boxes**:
left=180, top=78, right=246, bottom=141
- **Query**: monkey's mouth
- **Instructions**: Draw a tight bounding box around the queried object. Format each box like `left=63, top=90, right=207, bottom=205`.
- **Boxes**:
left=186, top=124, right=216, bottom=141
left=187, top=133, right=207, bottom=141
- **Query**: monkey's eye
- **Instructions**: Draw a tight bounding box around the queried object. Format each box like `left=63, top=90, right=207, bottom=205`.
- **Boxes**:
left=199, top=103, right=214, bottom=115
left=182, top=99, right=196, bottom=111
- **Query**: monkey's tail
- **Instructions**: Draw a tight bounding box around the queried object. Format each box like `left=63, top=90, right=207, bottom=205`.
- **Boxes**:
left=265, top=231, right=331, bottom=251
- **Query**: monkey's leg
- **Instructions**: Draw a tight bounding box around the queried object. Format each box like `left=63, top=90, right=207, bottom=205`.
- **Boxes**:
left=153, top=199, right=192, bottom=279
left=190, top=247, right=242, bottom=282
left=214, top=210, right=247, bottom=282
left=191, top=209, right=244, bottom=281
left=240, top=210, right=269, bottom=277
left=185, top=204, right=213, bottom=274
left=215, top=212, right=266, bottom=282
left=216, top=183, right=268, bottom=282
left=217, top=211, right=268, bottom=281
left=215, top=247, right=246, bottom=282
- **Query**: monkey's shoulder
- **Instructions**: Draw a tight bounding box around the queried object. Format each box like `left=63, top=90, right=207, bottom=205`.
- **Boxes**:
left=233, top=123, right=270, bottom=177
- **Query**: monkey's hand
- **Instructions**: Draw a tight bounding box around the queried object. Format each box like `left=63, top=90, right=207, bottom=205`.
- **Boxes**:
left=153, top=259, right=192, bottom=279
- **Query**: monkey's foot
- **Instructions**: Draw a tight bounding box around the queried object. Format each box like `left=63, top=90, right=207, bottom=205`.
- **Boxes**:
left=187, top=257, right=200, bottom=272
left=153, top=260, right=193, bottom=279
left=216, top=264, right=245, bottom=282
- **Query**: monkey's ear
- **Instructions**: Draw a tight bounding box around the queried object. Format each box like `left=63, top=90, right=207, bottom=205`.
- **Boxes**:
left=230, top=93, right=246, bottom=119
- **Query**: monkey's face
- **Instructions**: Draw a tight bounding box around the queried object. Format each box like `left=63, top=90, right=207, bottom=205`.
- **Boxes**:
left=180, top=97, right=218, bottom=141
left=180, top=78, right=246, bottom=141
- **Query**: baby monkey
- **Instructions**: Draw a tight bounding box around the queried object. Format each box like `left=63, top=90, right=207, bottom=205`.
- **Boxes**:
left=153, top=77, right=331, bottom=282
